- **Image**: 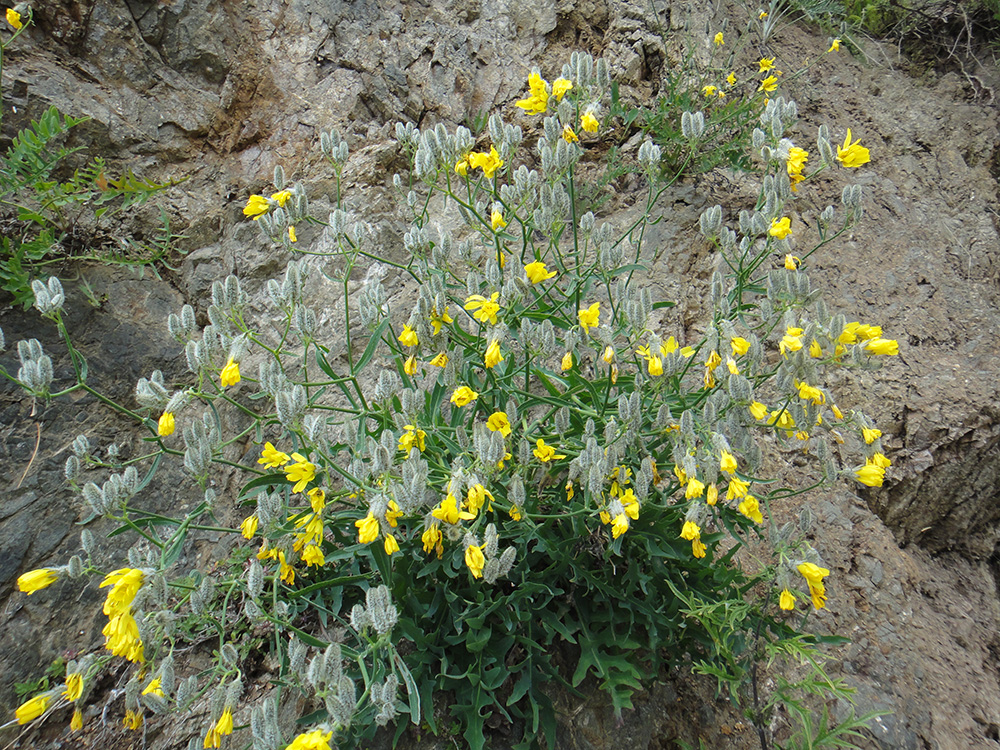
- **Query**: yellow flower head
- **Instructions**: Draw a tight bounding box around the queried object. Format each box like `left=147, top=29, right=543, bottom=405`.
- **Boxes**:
left=71, top=708, right=83, bottom=731
left=796, top=562, right=830, bottom=609
left=828, top=38, right=841, bottom=52
left=404, top=354, right=417, bottom=376
left=384, top=534, right=400, bottom=555
left=157, top=412, right=175, bottom=437
left=758, top=75, right=779, bottom=93
left=533, top=438, right=566, bottom=463
left=685, top=477, right=705, bottom=499
left=100, top=568, right=145, bottom=615
left=862, top=427, right=882, bottom=444
left=726, top=71, right=736, bottom=85
left=713, top=31, right=724, bottom=45
left=220, top=356, right=241, bottom=388
left=702, top=85, right=717, bottom=97
left=18, top=568, right=59, bottom=594
left=836, top=128, right=871, bottom=168
left=865, top=338, right=898, bottom=355
left=468, top=146, right=504, bottom=178
left=287, top=729, right=335, bottom=750
left=284, top=453, right=317, bottom=493
left=578, top=301, right=600, bottom=333
left=465, top=544, right=486, bottom=578
left=240, top=515, right=259, bottom=539
left=422, top=524, right=443, bottom=555
left=738, top=495, right=764, bottom=524
left=785, top=254, right=801, bottom=270
left=243, top=194, right=270, bottom=219
left=524, top=261, right=557, bottom=284
left=561, top=124, right=579, bottom=143
left=484, top=338, right=504, bottom=368
left=769, top=216, right=791, bottom=239
left=779, top=589, right=796, bottom=610
left=749, top=401, right=768, bottom=420
left=271, top=190, right=292, bottom=207
left=491, top=209, right=507, bottom=231
left=730, top=337, right=750, bottom=356
left=561, top=351, right=573, bottom=371
left=680, top=520, right=701, bottom=541
left=455, top=158, right=469, bottom=176
left=855, top=464, right=885, bottom=487
left=552, top=77, right=573, bottom=100
left=6, top=8, right=21, bottom=30
left=758, top=57, right=776, bottom=72
left=581, top=111, right=600, bottom=133
left=288, top=226, right=297, bottom=243
left=355, top=513, right=380, bottom=544
left=487, top=411, right=512, bottom=437
left=450, top=386, right=479, bottom=407
left=720, top=450, right=738, bottom=474
left=429, top=351, right=448, bottom=367
left=64, top=673, right=84, bottom=701
left=259, top=442, right=291, bottom=468
left=399, top=424, right=427, bottom=454
left=464, top=292, right=501, bottom=325
left=516, top=71, right=550, bottom=114
left=398, top=324, right=419, bottom=347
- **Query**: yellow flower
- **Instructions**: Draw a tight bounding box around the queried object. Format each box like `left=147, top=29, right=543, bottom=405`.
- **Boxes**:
left=726, top=71, right=736, bottom=85
left=142, top=677, right=164, bottom=697
left=730, top=337, right=750, bottom=356
left=759, top=75, right=779, bottom=93
left=524, top=261, right=557, bottom=284
left=487, top=411, right=512, bottom=437
left=797, top=562, right=830, bottom=609
left=243, top=194, right=270, bottom=219
left=468, top=146, right=504, bottom=178
left=769, top=217, right=791, bottom=239
left=124, top=709, right=143, bottom=731
left=726, top=356, right=739, bottom=375
left=581, top=111, right=599, bottom=133
left=284, top=453, right=316, bottom=493
left=702, top=85, right=717, bottom=97
left=455, top=158, right=469, bottom=176
left=706, top=483, right=718, bottom=506
left=355, top=513, right=379, bottom=544
left=738, top=495, right=763, bottom=524
left=287, top=729, right=335, bottom=750
left=759, top=57, right=776, bottom=72
left=855, top=464, right=885, bottom=487
left=720, top=451, right=737, bottom=474
left=862, top=427, right=882, bottom=444
left=647, top=353, right=663, bottom=376
left=422, top=524, right=442, bottom=555
left=713, top=31, right=724, bottom=45
left=466, top=484, right=494, bottom=516
left=71, top=708, right=83, bottom=731
left=602, top=346, right=615, bottom=364
left=552, top=77, right=573, bottom=100
left=578, top=302, right=600, bottom=333
left=809, top=339, right=822, bottom=358
left=14, top=693, right=52, bottom=724
left=865, top=338, right=898, bottom=355
left=779, top=327, right=803, bottom=355
left=398, top=324, right=419, bottom=347
left=491, top=209, right=507, bottom=231
left=404, top=354, right=417, bottom=376
left=65, top=673, right=84, bottom=701
left=288, top=226, right=297, bottom=243
left=787, top=146, right=808, bottom=174
left=561, top=351, right=573, bottom=371
left=779, top=589, right=796, bottom=610
left=749, top=401, right=768, bottom=420
left=759, top=10, right=768, bottom=18
left=726, top=477, right=750, bottom=500
left=509, top=504, right=522, bottom=520
left=399, top=424, right=427, bottom=453
left=100, top=568, right=145, bottom=614
left=767, top=408, right=796, bottom=431
left=6, top=8, right=21, bottom=29
left=828, top=38, right=841, bottom=52
left=431, top=495, right=475, bottom=526
left=384, top=534, right=400, bottom=555
left=611, top=513, right=630, bottom=538
left=220, top=357, right=241, bottom=388
left=465, top=544, right=486, bottom=578
left=102, top=611, right=144, bottom=662
left=18, top=568, right=59, bottom=594
left=450, top=386, right=479, bottom=406
left=685, top=477, right=705, bottom=499
left=870, top=452, right=891, bottom=469
left=836, top=128, right=871, bottom=168
left=680, top=520, right=701, bottom=541
left=561, top=124, right=578, bottom=143
left=429, top=352, right=449, bottom=367
left=258, top=442, right=291, bottom=468
left=157, top=412, right=175, bottom=436
left=464, top=292, right=501, bottom=325
left=240, top=515, right=259, bottom=539
left=484, top=338, right=504, bottom=369
left=516, top=72, right=550, bottom=114
left=796, top=380, right=825, bottom=404
left=271, top=190, right=292, bottom=207
left=300, top=544, right=323, bottom=567
left=692, top=537, right=707, bottom=558
left=533, top=438, right=566, bottom=463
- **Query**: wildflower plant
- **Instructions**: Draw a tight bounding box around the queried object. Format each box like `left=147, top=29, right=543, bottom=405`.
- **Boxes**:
left=4, top=41, right=893, bottom=750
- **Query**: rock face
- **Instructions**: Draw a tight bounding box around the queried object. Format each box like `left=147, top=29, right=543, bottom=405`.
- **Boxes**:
left=3, top=0, right=1000, bottom=748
